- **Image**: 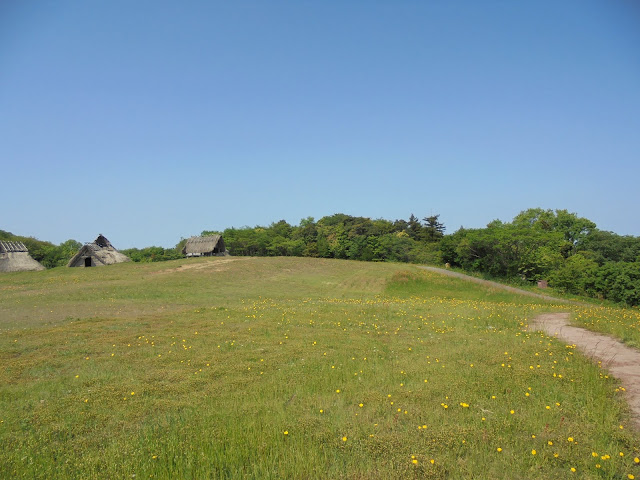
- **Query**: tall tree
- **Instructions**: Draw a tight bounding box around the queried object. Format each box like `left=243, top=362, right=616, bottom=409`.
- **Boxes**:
left=407, top=214, right=422, bottom=240
left=422, top=215, right=445, bottom=242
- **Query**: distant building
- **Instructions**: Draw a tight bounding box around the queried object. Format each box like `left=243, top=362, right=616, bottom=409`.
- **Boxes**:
left=182, top=235, right=228, bottom=257
left=0, top=241, right=45, bottom=272
left=68, top=234, right=130, bottom=267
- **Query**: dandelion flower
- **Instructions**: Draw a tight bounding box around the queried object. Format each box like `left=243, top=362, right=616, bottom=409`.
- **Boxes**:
left=283, top=431, right=288, bottom=435
left=497, top=447, right=502, bottom=452
left=532, top=449, right=537, bottom=455
left=342, top=436, right=347, bottom=442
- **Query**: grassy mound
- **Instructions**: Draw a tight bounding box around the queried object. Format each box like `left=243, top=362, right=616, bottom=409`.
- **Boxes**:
left=1, top=257, right=639, bottom=479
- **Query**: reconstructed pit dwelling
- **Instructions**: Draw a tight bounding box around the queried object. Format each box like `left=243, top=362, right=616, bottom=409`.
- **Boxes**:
left=67, top=234, right=130, bottom=267
left=182, top=235, right=227, bottom=257
left=0, top=241, right=45, bottom=272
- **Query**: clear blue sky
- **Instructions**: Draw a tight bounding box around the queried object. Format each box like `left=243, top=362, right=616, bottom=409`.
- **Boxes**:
left=2, top=1, right=639, bottom=248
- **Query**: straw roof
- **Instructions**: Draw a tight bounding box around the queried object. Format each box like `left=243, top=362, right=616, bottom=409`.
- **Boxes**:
left=68, top=234, right=130, bottom=267
left=0, top=241, right=45, bottom=272
left=182, top=235, right=227, bottom=256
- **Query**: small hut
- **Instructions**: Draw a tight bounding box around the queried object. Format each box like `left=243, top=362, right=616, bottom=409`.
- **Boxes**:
left=68, top=234, right=130, bottom=267
left=0, top=241, right=45, bottom=272
left=182, top=235, right=228, bottom=257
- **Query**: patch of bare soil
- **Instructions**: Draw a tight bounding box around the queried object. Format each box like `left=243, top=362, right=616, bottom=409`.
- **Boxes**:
left=153, top=257, right=241, bottom=275
left=530, top=313, right=640, bottom=430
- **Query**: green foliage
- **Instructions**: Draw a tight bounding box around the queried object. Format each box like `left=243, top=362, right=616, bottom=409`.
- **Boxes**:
left=120, top=246, right=183, bottom=263
left=578, top=230, right=640, bottom=264
left=440, top=208, right=640, bottom=306
left=422, top=214, right=445, bottom=242
left=220, top=213, right=446, bottom=264
left=547, top=254, right=599, bottom=296
left=594, top=262, right=640, bottom=306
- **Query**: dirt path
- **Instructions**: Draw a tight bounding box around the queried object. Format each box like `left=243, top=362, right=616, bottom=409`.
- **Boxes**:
left=420, top=266, right=640, bottom=429
left=419, top=266, right=581, bottom=304
left=152, top=257, right=240, bottom=275
left=530, top=313, right=640, bottom=429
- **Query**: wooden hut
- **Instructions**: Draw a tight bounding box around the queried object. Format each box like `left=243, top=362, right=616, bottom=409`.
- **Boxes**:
left=68, top=234, right=130, bottom=267
left=0, top=241, right=45, bottom=272
left=182, top=235, right=227, bottom=257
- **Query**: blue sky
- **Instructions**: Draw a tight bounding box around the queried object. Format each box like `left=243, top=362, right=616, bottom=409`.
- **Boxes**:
left=2, top=1, right=639, bottom=248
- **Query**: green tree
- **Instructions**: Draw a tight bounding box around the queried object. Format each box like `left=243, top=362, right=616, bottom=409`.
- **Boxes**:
left=407, top=214, right=422, bottom=240
left=594, top=262, right=640, bottom=306
left=548, top=254, right=598, bottom=296
left=422, top=214, right=445, bottom=242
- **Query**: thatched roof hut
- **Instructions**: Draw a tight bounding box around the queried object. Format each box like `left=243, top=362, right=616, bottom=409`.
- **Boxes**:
left=68, top=234, right=130, bottom=267
left=0, top=241, right=45, bottom=272
left=182, top=235, right=228, bottom=257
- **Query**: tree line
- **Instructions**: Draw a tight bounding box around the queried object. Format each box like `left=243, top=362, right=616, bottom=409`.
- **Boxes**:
left=439, top=209, right=640, bottom=306
left=211, top=213, right=445, bottom=263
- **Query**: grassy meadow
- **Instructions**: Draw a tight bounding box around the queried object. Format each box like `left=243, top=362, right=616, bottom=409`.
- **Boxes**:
left=1, top=257, right=639, bottom=479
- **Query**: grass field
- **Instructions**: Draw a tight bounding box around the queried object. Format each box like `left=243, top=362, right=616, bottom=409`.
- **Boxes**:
left=1, top=257, right=639, bottom=479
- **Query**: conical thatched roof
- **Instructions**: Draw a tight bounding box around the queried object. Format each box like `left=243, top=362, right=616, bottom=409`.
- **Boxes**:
left=0, top=241, right=45, bottom=272
left=68, top=234, right=130, bottom=267
left=182, top=235, right=227, bottom=257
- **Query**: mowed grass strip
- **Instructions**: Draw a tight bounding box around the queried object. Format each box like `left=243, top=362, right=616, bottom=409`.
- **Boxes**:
left=0, top=258, right=639, bottom=479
